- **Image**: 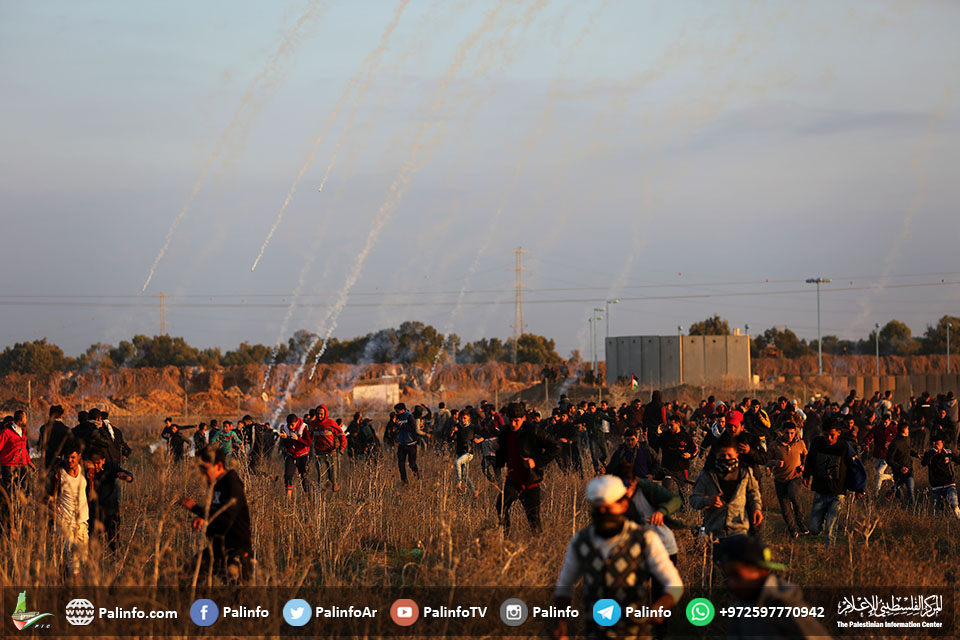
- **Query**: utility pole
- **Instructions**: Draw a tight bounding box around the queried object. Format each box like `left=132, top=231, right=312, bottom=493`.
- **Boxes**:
left=593, top=308, right=604, bottom=380
left=511, top=247, right=528, bottom=364
left=678, top=325, right=684, bottom=385
left=805, top=277, right=831, bottom=375
left=159, top=292, right=168, bottom=336
left=874, top=322, right=881, bottom=377
left=948, top=321, right=952, bottom=374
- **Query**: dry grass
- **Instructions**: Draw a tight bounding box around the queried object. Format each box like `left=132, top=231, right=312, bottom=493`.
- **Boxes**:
left=2, top=422, right=957, bottom=637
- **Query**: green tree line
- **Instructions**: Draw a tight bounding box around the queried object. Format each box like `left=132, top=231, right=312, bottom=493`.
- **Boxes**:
left=0, top=322, right=564, bottom=375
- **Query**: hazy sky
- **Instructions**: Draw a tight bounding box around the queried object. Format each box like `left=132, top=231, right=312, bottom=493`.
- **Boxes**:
left=2, top=0, right=959, bottom=359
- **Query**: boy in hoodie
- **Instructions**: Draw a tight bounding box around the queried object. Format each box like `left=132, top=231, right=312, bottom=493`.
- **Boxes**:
left=448, top=409, right=479, bottom=496
left=690, top=435, right=763, bottom=541
left=279, top=413, right=311, bottom=497
left=766, top=423, right=808, bottom=537
left=719, top=536, right=831, bottom=640
left=803, top=420, right=866, bottom=545
left=921, top=434, right=960, bottom=519
left=495, top=403, right=559, bottom=533
left=310, top=404, right=345, bottom=491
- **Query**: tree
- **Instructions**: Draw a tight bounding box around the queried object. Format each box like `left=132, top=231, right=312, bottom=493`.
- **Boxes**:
left=515, top=333, right=563, bottom=365
left=688, top=315, right=731, bottom=336
left=753, top=327, right=811, bottom=358
left=222, top=342, right=275, bottom=366
left=920, top=315, right=960, bottom=354
left=862, top=320, right=918, bottom=357
left=809, top=335, right=857, bottom=356
left=0, top=338, right=69, bottom=375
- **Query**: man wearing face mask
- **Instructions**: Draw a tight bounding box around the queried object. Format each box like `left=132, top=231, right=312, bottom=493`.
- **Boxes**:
left=553, top=475, right=683, bottom=640
left=690, top=435, right=763, bottom=542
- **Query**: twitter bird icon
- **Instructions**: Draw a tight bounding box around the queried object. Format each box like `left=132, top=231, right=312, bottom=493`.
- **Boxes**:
left=283, top=599, right=312, bottom=627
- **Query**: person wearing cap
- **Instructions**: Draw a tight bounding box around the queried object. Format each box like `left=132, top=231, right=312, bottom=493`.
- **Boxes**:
left=803, top=418, right=866, bottom=545
left=718, top=536, right=831, bottom=639
left=920, top=433, right=960, bottom=519
left=690, top=434, right=763, bottom=541
left=553, top=475, right=683, bottom=640
left=494, top=402, right=559, bottom=533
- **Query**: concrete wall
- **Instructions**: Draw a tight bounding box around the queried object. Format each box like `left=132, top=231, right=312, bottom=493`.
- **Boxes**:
left=606, top=334, right=751, bottom=388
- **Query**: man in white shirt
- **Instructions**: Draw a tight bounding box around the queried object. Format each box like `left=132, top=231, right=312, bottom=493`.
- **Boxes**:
left=554, top=475, right=683, bottom=640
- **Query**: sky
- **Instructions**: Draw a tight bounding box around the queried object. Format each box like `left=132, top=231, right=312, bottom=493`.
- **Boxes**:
left=1, top=0, right=959, bottom=360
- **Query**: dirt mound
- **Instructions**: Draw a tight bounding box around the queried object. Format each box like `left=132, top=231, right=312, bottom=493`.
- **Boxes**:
left=1, top=362, right=550, bottom=420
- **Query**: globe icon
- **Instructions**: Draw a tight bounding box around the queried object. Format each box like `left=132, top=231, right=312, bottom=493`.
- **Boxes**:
left=65, top=598, right=95, bottom=626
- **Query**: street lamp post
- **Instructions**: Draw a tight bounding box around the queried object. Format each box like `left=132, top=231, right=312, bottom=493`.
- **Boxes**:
left=948, top=321, right=952, bottom=374
left=605, top=299, right=619, bottom=341
left=593, top=307, right=605, bottom=380
left=874, top=323, right=881, bottom=377
left=678, top=325, right=684, bottom=385
left=806, top=277, right=832, bottom=375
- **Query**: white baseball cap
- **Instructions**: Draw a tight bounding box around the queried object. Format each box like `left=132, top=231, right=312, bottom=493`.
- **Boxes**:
left=586, top=475, right=627, bottom=505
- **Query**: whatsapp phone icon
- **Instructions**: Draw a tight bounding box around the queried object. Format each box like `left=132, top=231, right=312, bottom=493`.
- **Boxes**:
left=685, top=598, right=715, bottom=627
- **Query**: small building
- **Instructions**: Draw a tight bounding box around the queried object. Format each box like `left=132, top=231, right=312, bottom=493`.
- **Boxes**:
left=605, top=334, right=752, bottom=388
left=352, top=377, right=400, bottom=405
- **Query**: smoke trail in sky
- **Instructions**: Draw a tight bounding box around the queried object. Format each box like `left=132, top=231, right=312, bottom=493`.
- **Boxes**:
left=250, top=0, right=412, bottom=273
left=267, top=2, right=515, bottom=423
left=142, top=1, right=327, bottom=292
left=259, top=0, right=412, bottom=387
left=851, top=86, right=954, bottom=331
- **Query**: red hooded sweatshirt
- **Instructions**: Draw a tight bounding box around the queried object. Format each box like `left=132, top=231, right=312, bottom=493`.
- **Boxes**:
left=282, top=418, right=312, bottom=458
left=0, top=422, right=31, bottom=467
left=310, top=405, right=346, bottom=455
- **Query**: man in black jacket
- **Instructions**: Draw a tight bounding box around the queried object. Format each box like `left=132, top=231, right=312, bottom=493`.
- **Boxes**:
left=179, top=444, right=253, bottom=584
left=885, top=422, right=917, bottom=506
left=921, top=434, right=960, bottom=518
left=40, top=405, right=71, bottom=470
left=658, top=414, right=698, bottom=495
left=98, top=411, right=132, bottom=465
left=803, top=421, right=865, bottom=546
left=495, top=403, right=559, bottom=533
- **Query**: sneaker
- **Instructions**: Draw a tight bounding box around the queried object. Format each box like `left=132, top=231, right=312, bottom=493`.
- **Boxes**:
left=800, top=527, right=810, bottom=535
left=953, top=506, right=960, bottom=520
left=791, top=531, right=800, bottom=539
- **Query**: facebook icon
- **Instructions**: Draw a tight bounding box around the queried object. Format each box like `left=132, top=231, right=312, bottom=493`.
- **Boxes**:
left=190, top=599, right=219, bottom=627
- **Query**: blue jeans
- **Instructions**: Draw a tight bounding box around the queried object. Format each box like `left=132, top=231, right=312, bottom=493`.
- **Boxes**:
left=455, top=453, right=476, bottom=492
left=932, top=485, right=959, bottom=513
left=891, top=474, right=916, bottom=506
left=808, top=493, right=845, bottom=545
left=775, top=478, right=806, bottom=534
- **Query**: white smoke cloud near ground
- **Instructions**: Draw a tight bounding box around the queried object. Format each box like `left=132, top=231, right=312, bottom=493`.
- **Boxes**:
left=141, top=1, right=329, bottom=292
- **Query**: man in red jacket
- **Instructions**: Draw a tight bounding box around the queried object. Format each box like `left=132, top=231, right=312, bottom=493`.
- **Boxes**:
left=310, top=404, right=345, bottom=492
left=279, top=413, right=311, bottom=498
left=1, top=410, right=36, bottom=529
left=862, top=414, right=898, bottom=497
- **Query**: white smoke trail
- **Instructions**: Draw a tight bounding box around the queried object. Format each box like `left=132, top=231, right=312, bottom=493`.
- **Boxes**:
left=259, top=1, right=413, bottom=388
left=142, top=1, right=328, bottom=291
left=250, top=0, right=412, bottom=272
left=850, top=86, right=954, bottom=331
left=267, top=1, right=514, bottom=424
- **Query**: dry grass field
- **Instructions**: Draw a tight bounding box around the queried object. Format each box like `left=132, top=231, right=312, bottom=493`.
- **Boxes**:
left=2, top=405, right=957, bottom=638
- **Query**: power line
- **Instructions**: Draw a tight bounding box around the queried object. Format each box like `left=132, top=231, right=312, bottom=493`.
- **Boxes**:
left=0, top=280, right=957, bottom=309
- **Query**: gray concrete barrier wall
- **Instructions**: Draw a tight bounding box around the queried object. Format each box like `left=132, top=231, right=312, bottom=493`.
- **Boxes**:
left=606, top=334, right=751, bottom=387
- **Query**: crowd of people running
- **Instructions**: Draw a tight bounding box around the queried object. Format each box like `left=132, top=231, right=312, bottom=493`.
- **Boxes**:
left=2, top=385, right=957, bottom=638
